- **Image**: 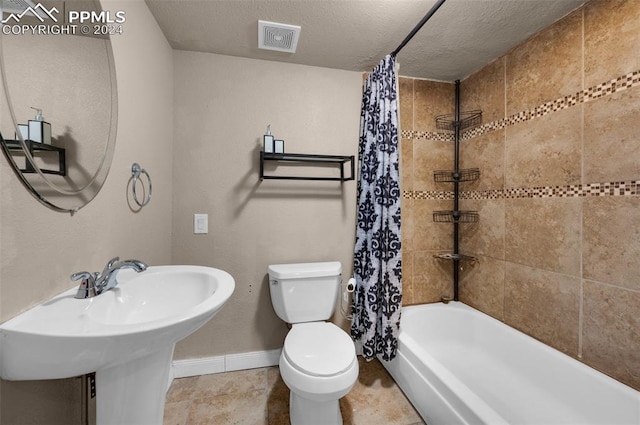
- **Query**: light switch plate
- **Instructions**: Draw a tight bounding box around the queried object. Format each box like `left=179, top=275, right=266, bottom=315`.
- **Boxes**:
left=194, top=214, right=208, bottom=234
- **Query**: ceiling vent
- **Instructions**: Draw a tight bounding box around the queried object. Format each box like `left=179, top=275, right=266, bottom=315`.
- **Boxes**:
left=258, top=20, right=301, bottom=54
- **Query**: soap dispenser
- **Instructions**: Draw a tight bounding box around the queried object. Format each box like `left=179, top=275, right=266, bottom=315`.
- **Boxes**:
left=28, top=107, right=52, bottom=145
left=263, top=125, right=274, bottom=153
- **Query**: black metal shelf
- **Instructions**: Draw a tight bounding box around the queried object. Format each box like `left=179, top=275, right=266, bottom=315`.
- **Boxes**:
left=433, top=210, right=479, bottom=223
left=434, top=168, right=479, bottom=183
left=260, top=151, right=355, bottom=182
left=2, top=139, right=66, bottom=176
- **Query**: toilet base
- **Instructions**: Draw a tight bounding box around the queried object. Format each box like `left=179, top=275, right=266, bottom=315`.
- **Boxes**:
left=289, top=391, right=343, bottom=425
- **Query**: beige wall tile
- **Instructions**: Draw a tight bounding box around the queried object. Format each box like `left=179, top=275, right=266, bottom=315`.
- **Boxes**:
left=584, top=0, right=640, bottom=87
left=460, top=199, right=505, bottom=259
left=411, top=199, right=454, bottom=252
left=459, top=255, right=505, bottom=321
left=506, top=10, right=582, bottom=115
left=413, top=80, right=454, bottom=132
left=583, top=196, right=640, bottom=291
left=460, top=129, right=505, bottom=191
left=583, top=87, right=640, bottom=183
left=401, top=137, right=414, bottom=191
left=412, top=251, right=455, bottom=303
left=461, top=57, right=506, bottom=124
left=414, top=139, right=455, bottom=191
left=505, top=106, right=582, bottom=188
left=504, top=263, right=580, bottom=356
left=398, top=77, right=414, bottom=131
left=583, top=280, right=640, bottom=390
left=505, top=197, right=582, bottom=276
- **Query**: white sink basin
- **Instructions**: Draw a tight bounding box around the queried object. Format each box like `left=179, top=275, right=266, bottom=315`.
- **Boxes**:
left=0, top=265, right=235, bottom=424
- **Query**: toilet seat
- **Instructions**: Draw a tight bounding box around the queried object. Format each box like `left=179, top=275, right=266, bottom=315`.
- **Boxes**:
left=283, top=322, right=355, bottom=377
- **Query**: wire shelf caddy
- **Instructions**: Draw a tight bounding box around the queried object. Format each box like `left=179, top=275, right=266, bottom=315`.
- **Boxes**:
left=433, top=210, right=479, bottom=223
left=435, top=110, right=482, bottom=132
left=433, top=168, right=480, bottom=183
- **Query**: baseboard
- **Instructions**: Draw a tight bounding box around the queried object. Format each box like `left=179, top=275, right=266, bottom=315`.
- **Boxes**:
left=171, top=348, right=282, bottom=379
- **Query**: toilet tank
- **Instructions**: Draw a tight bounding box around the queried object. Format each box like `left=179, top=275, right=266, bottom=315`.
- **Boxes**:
left=268, top=262, right=342, bottom=323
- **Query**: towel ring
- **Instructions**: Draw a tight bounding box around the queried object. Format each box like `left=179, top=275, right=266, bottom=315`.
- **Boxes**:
left=131, top=163, right=152, bottom=207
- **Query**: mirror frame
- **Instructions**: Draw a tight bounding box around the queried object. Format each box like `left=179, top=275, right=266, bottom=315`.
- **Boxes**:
left=0, top=2, right=118, bottom=214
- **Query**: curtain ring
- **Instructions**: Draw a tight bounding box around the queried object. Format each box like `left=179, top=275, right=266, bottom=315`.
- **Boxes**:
left=131, top=163, right=152, bottom=207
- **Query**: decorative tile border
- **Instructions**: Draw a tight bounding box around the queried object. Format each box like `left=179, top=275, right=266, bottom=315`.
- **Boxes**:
left=400, top=70, right=640, bottom=143
left=461, top=70, right=640, bottom=141
left=404, top=181, right=640, bottom=201
left=402, top=190, right=453, bottom=200
left=400, top=130, right=453, bottom=142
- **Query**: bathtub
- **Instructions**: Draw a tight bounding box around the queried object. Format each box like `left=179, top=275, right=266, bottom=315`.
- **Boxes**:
left=381, top=302, right=640, bottom=425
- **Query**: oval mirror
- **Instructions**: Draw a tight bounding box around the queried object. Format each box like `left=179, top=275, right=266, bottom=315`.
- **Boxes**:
left=0, top=0, right=117, bottom=214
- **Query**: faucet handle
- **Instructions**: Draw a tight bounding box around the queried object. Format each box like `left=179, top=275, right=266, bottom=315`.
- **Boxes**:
left=101, top=257, right=120, bottom=276
left=72, top=271, right=97, bottom=299
left=71, top=271, right=93, bottom=282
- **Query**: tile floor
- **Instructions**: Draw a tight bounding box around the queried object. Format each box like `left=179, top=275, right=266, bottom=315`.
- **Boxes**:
left=163, top=356, right=426, bottom=425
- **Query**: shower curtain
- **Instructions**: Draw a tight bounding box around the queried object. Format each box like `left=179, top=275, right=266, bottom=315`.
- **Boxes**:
left=351, top=54, right=402, bottom=362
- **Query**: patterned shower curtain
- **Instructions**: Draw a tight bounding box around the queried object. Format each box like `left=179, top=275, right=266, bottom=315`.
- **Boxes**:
left=351, top=54, right=402, bottom=362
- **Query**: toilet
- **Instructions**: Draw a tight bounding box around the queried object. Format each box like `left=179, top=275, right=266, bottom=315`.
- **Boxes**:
left=268, top=262, right=359, bottom=425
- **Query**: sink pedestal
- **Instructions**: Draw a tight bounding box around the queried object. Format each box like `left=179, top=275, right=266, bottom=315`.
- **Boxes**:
left=96, top=345, right=174, bottom=425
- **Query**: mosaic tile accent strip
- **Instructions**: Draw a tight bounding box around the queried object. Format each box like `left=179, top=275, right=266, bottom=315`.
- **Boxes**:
left=404, top=181, right=640, bottom=201
left=403, top=190, right=454, bottom=200
left=461, top=70, right=640, bottom=141
left=400, top=130, right=453, bottom=142
left=459, top=189, right=504, bottom=200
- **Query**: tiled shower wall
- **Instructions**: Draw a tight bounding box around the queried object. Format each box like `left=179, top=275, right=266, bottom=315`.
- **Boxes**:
left=400, top=0, right=640, bottom=391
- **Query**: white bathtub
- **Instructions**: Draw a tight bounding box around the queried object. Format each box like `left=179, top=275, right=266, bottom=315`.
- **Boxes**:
left=382, top=302, right=640, bottom=425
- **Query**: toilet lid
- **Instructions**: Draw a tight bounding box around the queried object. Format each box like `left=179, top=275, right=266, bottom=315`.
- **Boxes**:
left=283, top=322, right=356, bottom=377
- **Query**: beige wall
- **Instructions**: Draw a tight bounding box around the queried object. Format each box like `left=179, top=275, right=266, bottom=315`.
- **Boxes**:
left=401, top=0, right=640, bottom=391
left=171, top=51, right=362, bottom=359
left=0, top=1, right=174, bottom=423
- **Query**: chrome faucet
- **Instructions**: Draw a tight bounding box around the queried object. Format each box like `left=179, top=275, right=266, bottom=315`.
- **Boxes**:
left=72, top=257, right=148, bottom=299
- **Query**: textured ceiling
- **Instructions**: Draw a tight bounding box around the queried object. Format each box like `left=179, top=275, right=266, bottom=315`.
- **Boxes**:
left=145, top=0, right=586, bottom=81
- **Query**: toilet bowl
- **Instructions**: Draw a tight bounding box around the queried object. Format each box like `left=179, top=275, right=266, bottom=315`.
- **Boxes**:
left=279, top=322, right=358, bottom=425
left=267, top=262, right=359, bottom=425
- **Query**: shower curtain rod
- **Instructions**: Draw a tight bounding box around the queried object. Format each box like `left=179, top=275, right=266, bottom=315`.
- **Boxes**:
left=391, top=0, right=447, bottom=57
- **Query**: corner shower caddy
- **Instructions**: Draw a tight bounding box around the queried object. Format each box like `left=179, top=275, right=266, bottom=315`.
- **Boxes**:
left=433, top=80, right=481, bottom=301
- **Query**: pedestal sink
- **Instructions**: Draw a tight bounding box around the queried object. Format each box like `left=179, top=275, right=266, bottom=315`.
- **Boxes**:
left=0, top=265, right=235, bottom=425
